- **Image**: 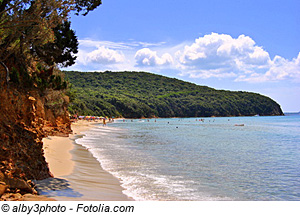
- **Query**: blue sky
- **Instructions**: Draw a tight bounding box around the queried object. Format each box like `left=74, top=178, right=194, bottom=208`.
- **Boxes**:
left=67, top=0, right=300, bottom=112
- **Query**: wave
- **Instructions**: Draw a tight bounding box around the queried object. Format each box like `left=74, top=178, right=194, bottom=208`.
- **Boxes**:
left=74, top=124, right=231, bottom=201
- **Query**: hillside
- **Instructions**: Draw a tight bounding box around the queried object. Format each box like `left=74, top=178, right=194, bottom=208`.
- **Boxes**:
left=65, top=71, right=284, bottom=118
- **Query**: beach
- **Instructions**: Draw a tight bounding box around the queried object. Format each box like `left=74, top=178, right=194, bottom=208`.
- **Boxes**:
left=40, top=120, right=131, bottom=201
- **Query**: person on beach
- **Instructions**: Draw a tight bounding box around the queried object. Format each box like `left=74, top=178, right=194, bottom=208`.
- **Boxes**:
left=103, top=118, right=106, bottom=126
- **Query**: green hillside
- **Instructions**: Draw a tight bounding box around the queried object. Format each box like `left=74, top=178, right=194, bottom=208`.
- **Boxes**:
left=64, top=71, right=284, bottom=118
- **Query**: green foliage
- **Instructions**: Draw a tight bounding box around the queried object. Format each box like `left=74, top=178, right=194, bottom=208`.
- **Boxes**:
left=65, top=84, right=77, bottom=103
left=74, top=0, right=102, bottom=16
left=8, top=65, right=68, bottom=91
left=32, top=21, right=79, bottom=67
left=20, top=67, right=33, bottom=88
left=10, top=67, right=20, bottom=84
left=65, top=71, right=284, bottom=118
left=0, top=0, right=102, bottom=87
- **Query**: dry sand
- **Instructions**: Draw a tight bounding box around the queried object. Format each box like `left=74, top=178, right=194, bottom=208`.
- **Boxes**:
left=43, top=136, right=74, bottom=177
left=40, top=120, right=132, bottom=201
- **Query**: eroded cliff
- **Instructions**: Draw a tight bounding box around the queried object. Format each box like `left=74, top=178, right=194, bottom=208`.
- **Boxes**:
left=0, top=67, right=71, bottom=200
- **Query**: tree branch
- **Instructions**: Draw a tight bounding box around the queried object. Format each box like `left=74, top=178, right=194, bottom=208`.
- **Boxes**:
left=0, top=61, right=10, bottom=84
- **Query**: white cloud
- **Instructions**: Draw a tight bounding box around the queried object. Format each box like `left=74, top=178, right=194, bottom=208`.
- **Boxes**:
left=176, top=33, right=271, bottom=78
left=86, top=46, right=125, bottom=65
left=135, top=48, right=173, bottom=67
left=236, top=53, right=300, bottom=82
left=72, top=39, right=171, bottom=70
left=79, top=40, right=121, bottom=49
left=175, top=33, right=300, bottom=82
left=78, top=39, right=166, bottom=50
left=75, top=45, right=125, bottom=67
left=69, top=35, right=300, bottom=83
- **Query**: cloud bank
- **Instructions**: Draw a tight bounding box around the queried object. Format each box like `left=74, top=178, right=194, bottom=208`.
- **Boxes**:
left=72, top=33, right=300, bottom=83
left=175, top=33, right=300, bottom=82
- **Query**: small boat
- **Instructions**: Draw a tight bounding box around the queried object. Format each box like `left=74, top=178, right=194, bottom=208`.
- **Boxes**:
left=235, top=124, right=245, bottom=126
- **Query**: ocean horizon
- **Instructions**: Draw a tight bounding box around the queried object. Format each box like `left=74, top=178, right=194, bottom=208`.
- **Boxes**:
left=75, top=115, right=300, bottom=201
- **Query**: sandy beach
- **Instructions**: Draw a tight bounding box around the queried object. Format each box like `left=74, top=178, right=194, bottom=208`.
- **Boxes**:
left=40, top=120, right=131, bottom=201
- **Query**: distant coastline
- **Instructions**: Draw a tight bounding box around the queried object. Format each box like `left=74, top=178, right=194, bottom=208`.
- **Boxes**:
left=284, top=112, right=300, bottom=116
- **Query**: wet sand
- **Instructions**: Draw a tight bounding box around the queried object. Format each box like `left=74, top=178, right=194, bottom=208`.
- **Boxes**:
left=40, top=120, right=131, bottom=201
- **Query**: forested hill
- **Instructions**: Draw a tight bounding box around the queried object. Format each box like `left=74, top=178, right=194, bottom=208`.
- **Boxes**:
left=65, top=71, right=284, bottom=118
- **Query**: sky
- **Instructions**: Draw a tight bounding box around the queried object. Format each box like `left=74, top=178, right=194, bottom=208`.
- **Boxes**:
left=67, top=0, right=300, bottom=112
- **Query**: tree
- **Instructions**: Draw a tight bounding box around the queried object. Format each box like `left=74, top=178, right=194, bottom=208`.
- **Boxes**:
left=31, top=21, right=79, bottom=67
left=74, top=0, right=102, bottom=16
left=0, top=0, right=101, bottom=79
left=0, top=0, right=72, bottom=63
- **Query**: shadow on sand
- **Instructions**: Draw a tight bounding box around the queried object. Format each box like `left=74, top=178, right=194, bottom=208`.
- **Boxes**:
left=34, top=177, right=83, bottom=198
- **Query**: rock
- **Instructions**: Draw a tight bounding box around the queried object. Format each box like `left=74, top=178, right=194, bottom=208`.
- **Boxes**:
left=0, top=171, right=4, bottom=182
left=28, top=96, right=36, bottom=102
left=1, top=193, right=23, bottom=201
left=5, top=177, right=35, bottom=193
left=0, top=182, right=7, bottom=196
left=38, top=118, right=44, bottom=125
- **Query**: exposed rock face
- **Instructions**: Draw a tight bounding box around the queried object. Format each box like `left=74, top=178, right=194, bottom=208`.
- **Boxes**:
left=0, top=182, right=7, bottom=196
left=0, top=68, right=71, bottom=199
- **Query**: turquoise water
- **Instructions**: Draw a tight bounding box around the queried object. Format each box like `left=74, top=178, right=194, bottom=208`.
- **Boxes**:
left=76, top=115, right=300, bottom=200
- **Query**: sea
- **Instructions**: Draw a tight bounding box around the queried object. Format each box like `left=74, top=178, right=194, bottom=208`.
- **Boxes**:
left=75, top=115, right=300, bottom=201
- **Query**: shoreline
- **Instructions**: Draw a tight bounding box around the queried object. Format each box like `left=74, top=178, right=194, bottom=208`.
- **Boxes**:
left=40, top=120, right=132, bottom=201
